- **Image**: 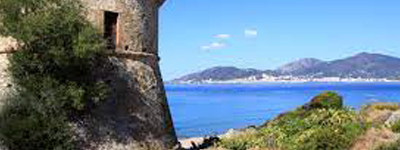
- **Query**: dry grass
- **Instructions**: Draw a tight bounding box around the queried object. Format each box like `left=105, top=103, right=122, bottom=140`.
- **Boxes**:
left=360, top=103, right=400, bottom=125
left=351, top=128, right=400, bottom=150
left=362, top=109, right=393, bottom=124
left=363, top=103, right=400, bottom=111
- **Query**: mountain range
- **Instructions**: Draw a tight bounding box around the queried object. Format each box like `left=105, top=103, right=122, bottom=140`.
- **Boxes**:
left=171, top=52, right=400, bottom=83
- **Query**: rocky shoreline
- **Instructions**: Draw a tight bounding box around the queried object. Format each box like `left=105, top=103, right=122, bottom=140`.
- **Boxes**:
left=178, top=129, right=245, bottom=149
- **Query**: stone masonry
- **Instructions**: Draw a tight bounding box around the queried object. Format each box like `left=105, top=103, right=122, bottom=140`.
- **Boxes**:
left=0, top=0, right=178, bottom=149
left=0, top=37, right=17, bottom=107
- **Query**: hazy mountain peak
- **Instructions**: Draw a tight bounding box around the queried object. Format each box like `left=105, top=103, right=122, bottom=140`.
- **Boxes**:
left=172, top=66, right=264, bottom=83
left=356, top=52, right=372, bottom=56
left=277, top=58, right=325, bottom=74
left=352, top=52, right=376, bottom=57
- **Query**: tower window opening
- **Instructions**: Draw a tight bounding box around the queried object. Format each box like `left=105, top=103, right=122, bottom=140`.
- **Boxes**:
left=104, top=11, right=119, bottom=50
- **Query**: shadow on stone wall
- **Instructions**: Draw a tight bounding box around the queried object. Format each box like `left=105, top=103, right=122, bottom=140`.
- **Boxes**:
left=72, top=56, right=176, bottom=149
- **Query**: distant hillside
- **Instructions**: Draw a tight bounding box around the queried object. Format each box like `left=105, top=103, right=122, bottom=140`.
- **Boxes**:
left=171, top=52, right=400, bottom=83
left=277, top=58, right=325, bottom=74
left=319, top=52, right=400, bottom=78
left=171, top=67, right=265, bottom=82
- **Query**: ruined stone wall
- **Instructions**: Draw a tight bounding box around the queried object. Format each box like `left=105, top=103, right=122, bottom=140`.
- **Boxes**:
left=82, top=0, right=163, bottom=54
left=75, top=0, right=178, bottom=149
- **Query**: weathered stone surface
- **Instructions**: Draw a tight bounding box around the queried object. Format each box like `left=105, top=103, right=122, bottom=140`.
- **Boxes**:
left=0, top=37, right=17, bottom=108
left=0, top=54, right=10, bottom=104
left=76, top=0, right=177, bottom=149
left=81, top=0, right=162, bottom=54
left=385, top=111, right=400, bottom=125
left=0, top=0, right=177, bottom=149
left=73, top=56, right=177, bottom=149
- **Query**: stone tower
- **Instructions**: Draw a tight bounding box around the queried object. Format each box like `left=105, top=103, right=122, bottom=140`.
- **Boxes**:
left=0, top=0, right=178, bottom=149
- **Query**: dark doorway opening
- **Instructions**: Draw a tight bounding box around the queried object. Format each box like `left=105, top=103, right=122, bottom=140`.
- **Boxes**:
left=104, top=11, right=119, bottom=50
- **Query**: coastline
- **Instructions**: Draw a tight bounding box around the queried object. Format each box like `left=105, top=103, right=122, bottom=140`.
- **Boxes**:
left=178, top=129, right=240, bottom=149
left=167, top=80, right=400, bottom=85
left=166, top=81, right=400, bottom=141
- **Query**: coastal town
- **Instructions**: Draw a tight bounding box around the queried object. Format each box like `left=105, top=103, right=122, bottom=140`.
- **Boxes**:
left=175, top=74, right=400, bottom=84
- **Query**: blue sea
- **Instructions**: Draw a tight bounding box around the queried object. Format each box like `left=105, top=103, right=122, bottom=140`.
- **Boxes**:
left=165, top=82, right=400, bottom=138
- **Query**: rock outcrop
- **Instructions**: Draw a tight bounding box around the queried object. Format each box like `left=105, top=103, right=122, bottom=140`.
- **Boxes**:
left=385, top=111, right=400, bottom=125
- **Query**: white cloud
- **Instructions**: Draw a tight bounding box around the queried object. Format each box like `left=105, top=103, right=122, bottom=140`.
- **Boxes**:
left=201, top=42, right=226, bottom=50
left=245, top=29, right=258, bottom=37
left=215, top=34, right=231, bottom=39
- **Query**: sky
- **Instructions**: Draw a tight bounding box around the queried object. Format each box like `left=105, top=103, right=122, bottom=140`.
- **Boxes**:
left=158, top=0, right=400, bottom=80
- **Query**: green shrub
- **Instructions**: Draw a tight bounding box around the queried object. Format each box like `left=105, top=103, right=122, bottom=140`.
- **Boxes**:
left=305, top=91, right=343, bottom=110
left=290, top=122, right=364, bottom=150
left=0, top=0, right=107, bottom=149
left=0, top=98, right=76, bottom=150
left=218, top=129, right=266, bottom=150
left=375, top=139, right=400, bottom=150
left=390, top=120, right=400, bottom=133
left=219, top=107, right=366, bottom=150
left=219, top=139, right=250, bottom=150
left=275, top=108, right=364, bottom=150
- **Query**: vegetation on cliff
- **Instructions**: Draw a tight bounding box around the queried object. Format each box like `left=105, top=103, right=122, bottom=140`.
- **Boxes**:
left=212, top=92, right=400, bottom=150
left=0, top=0, right=108, bottom=149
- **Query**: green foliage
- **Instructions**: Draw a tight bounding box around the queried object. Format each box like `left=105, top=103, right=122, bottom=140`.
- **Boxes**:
left=219, top=139, right=250, bottom=150
left=263, top=108, right=364, bottom=150
left=0, top=97, right=76, bottom=150
left=219, top=93, right=366, bottom=150
left=390, top=120, right=400, bottom=133
left=0, top=0, right=108, bottom=149
left=307, top=91, right=343, bottom=110
left=218, top=129, right=266, bottom=150
left=375, top=139, right=400, bottom=150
